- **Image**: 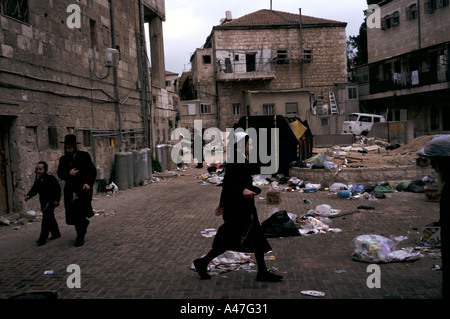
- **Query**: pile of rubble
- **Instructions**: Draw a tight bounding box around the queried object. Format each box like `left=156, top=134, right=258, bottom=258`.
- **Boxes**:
left=311, top=135, right=436, bottom=169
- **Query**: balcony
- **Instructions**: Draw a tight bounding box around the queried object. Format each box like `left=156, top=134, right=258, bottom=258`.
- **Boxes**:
left=215, top=58, right=276, bottom=82
left=369, top=69, right=449, bottom=95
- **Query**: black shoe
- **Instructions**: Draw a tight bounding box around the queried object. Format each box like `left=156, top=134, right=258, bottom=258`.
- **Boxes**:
left=75, top=237, right=84, bottom=247
left=36, top=240, right=47, bottom=246
left=194, top=258, right=211, bottom=280
left=256, top=270, right=283, bottom=282
left=49, top=234, right=61, bottom=240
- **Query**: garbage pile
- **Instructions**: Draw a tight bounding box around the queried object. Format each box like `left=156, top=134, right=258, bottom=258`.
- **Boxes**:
left=196, top=163, right=225, bottom=185
left=300, top=135, right=436, bottom=171
left=191, top=251, right=256, bottom=276
left=351, top=234, right=423, bottom=263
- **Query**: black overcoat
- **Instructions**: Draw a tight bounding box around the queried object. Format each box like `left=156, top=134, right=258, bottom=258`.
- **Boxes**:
left=26, top=174, right=61, bottom=211
left=57, top=150, right=97, bottom=224
left=212, top=153, right=271, bottom=253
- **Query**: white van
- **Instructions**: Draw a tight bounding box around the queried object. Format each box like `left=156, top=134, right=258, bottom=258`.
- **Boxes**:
left=341, top=113, right=385, bottom=136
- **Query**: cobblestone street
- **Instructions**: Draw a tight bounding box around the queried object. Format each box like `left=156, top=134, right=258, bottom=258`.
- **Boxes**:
left=0, top=166, right=443, bottom=313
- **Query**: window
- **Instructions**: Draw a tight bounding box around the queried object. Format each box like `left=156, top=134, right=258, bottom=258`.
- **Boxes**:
left=407, top=4, right=418, bottom=20
left=200, top=104, right=212, bottom=114
left=382, top=15, right=391, bottom=29
left=90, top=19, right=97, bottom=48
left=187, top=104, right=196, bottom=115
left=246, top=54, right=256, bottom=72
left=165, top=80, right=171, bottom=87
left=285, top=103, right=298, bottom=115
left=234, top=55, right=239, bottom=61
left=48, top=127, right=58, bottom=150
left=83, top=130, right=91, bottom=147
left=276, top=50, right=289, bottom=64
left=202, top=55, right=211, bottom=64
left=359, top=116, right=372, bottom=123
left=391, top=11, right=400, bottom=26
left=232, top=103, right=240, bottom=115
left=0, top=0, right=29, bottom=22
left=348, top=87, right=358, bottom=100
left=441, top=0, right=449, bottom=7
left=321, top=118, right=329, bottom=126
left=425, top=0, right=437, bottom=12
left=302, top=49, right=313, bottom=63
left=443, top=106, right=450, bottom=130
left=263, top=104, right=275, bottom=115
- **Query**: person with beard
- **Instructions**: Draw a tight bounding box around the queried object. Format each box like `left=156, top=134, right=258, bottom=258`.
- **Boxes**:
left=417, top=135, right=450, bottom=299
left=193, top=132, right=282, bottom=282
left=25, top=161, right=61, bottom=246
left=57, top=134, right=96, bottom=247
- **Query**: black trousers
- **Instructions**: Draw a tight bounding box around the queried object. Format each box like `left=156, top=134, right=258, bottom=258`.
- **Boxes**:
left=39, top=204, right=61, bottom=240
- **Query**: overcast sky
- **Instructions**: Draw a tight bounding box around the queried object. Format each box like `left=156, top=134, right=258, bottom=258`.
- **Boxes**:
left=154, top=0, right=369, bottom=75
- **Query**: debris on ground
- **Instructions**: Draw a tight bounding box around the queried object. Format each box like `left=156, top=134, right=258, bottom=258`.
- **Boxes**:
left=191, top=251, right=256, bottom=276
left=351, top=234, right=423, bottom=263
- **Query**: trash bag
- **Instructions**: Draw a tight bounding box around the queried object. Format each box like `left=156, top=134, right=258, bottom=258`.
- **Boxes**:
left=261, top=210, right=300, bottom=238
left=351, top=234, right=422, bottom=263
left=407, top=175, right=435, bottom=193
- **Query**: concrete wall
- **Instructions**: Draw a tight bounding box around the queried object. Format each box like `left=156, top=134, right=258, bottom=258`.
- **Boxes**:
left=290, top=165, right=436, bottom=187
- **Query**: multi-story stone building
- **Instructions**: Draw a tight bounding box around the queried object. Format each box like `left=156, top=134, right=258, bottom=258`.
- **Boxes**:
left=356, top=0, right=450, bottom=136
left=179, top=9, right=353, bottom=137
left=0, top=0, right=166, bottom=214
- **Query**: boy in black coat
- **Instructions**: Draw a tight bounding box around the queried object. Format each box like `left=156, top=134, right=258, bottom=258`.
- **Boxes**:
left=57, top=134, right=97, bottom=247
left=25, top=161, right=61, bottom=246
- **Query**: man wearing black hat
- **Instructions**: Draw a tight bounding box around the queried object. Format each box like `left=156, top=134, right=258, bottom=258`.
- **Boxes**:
left=57, top=134, right=97, bottom=247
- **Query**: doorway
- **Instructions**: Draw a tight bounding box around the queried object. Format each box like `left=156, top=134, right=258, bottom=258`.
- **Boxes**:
left=0, top=117, right=12, bottom=214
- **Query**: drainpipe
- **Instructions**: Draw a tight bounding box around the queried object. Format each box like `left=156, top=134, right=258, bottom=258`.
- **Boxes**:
left=417, top=0, right=421, bottom=49
left=299, top=8, right=304, bottom=89
left=110, top=0, right=124, bottom=149
left=138, top=0, right=150, bottom=149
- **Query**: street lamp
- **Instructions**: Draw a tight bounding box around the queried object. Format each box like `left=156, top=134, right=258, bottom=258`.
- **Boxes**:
left=93, top=46, right=119, bottom=79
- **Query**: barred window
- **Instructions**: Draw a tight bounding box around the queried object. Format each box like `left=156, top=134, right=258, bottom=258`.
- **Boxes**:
left=200, top=104, right=212, bottom=114
left=263, top=104, right=275, bottom=115
left=1, top=0, right=29, bottom=22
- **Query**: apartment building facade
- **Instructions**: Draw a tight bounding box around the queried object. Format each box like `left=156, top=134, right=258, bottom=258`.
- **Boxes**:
left=0, top=0, right=166, bottom=214
left=179, top=9, right=352, bottom=136
left=357, top=0, right=450, bottom=136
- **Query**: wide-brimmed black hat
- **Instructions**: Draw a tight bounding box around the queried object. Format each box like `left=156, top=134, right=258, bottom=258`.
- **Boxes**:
left=60, top=134, right=80, bottom=146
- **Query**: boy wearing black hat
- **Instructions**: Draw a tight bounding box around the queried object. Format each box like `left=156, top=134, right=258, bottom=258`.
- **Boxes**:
left=57, top=134, right=97, bottom=247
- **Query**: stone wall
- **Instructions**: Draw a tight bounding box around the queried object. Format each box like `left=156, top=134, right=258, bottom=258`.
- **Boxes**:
left=0, top=0, right=166, bottom=213
left=290, top=165, right=436, bottom=187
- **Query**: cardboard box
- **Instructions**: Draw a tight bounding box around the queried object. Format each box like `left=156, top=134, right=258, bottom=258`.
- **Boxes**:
left=424, top=185, right=440, bottom=202
left=266, top=191, right=281, bottom=205
left=421, top=223, right=441, bottom=247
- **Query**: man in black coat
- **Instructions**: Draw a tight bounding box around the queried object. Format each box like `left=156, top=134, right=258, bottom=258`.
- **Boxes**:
left=57, top=134, right=96, bottom=247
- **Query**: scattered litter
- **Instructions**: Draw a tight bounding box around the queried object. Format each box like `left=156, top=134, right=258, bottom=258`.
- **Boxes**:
left=261, top=211, right=300, bottom=238
left=351, top=234, right=423, bottom=263
left=432, top=265, right=441, bottom=271
left=191, top=251, right=255, bottom=276
left=334, top=269, right=347, bottom=274
left=357, top=205, right=375, bottom=210
left=300, top=290, right=325, bottom=297
left=200, top=228, right=217, bottom=238
left=44, top=270, right=54, bottom=275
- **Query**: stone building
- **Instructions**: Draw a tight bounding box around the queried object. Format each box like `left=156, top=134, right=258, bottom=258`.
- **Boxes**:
left=356, top=0, right=450, bottom=136
left=179, top=9, right=352, bottom=137
left=0, top=0, right=166, bottom=214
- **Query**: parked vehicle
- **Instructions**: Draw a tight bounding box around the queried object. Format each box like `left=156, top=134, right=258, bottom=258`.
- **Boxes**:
left=341, top=113, right=385, bottom=136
